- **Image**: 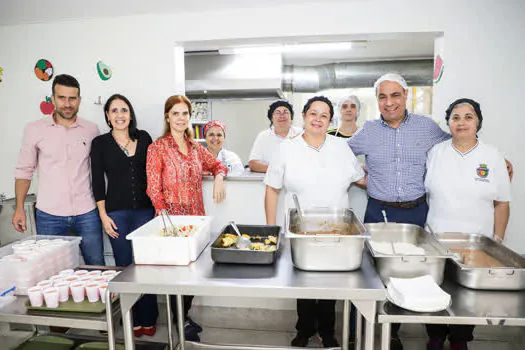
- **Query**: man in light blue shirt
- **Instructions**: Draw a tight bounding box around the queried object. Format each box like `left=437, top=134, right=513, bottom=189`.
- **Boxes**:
left=348, top=73, right=450, bottom=350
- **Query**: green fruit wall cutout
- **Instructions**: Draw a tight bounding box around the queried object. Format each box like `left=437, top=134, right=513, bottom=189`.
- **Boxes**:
left=35, top=59, right=53, bottom=81
left=97, top=61, right=112, bottom=81
left=433, top=54, right=444, bottom=84
left=0, top=66, right=3, bottom=82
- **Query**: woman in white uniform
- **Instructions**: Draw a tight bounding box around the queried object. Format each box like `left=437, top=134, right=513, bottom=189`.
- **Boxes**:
left=248, top=100, right=303, bottom=173
left=425, top=98, right=511, bottom=350
left=265, top=96, right=365, bottom=348
left=204, top=120, right=245, bottom=176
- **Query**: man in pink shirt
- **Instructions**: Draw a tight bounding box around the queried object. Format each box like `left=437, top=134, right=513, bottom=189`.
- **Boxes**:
left=12, top=74, right=104, bottom=266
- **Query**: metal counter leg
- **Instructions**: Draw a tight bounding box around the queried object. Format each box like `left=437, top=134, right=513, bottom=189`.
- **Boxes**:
left=176, top=295, right=185, bottom=350
left=166, top=295, right=174, bottom=350
left=364, top=302, right=376, bottom=350
left=342, top=300, right=350, bottom=350
left=119, top=293, right=141, bottom=350
left=105, top=289, right=115, bottom=350
left=381, top=323, right=391, bottom=350
left=355, top=308, right=362, bottom=350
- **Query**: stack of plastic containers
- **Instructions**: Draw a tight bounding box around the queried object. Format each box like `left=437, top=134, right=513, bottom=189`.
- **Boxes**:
left=0, top=235, right=81, bottom=295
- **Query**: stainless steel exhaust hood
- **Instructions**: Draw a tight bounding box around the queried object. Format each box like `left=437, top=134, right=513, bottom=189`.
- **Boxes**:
left=185, top=53, right=285, bottom=99
left=185, top=52, right=433, bottom=99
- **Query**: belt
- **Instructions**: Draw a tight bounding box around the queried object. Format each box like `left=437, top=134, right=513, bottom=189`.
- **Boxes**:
left=371, top=195, right=427, bottom=209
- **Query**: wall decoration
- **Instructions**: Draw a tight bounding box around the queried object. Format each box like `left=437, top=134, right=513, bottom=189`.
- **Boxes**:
left=97, top=61, right=112, bottom=81
left=40, top=96, right=55, bottom=115
left=0, top=66, right=3, bottom=82
left=34, top=59, right=53, bottom=81
left=433, top=54, right=444, bottom=84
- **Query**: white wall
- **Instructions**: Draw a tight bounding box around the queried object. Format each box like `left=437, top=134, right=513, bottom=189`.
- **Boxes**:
left=0, top=0, right=524, bottom=250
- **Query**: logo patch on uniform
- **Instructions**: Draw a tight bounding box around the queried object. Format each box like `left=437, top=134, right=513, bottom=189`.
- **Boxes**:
left=476, top=164, right=489, bottom=178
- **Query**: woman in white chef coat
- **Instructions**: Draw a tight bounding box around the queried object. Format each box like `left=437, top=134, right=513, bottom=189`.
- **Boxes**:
left=248, top=100, right=303, bottom=173
left=265, top=96, right=365, bottom=348
left=425, top=98, right=511, bottom=350
left=204, top=120, right=245, bottom=176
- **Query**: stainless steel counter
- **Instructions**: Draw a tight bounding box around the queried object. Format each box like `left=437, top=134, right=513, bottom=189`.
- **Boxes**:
left=109, top=239, right=386, bottom=350
left=202, top=171, right=265, bottom=182
left=378, top=279, right=525, bottom=349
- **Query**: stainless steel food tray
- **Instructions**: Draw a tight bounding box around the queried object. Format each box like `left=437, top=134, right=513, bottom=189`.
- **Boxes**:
left=286, top=208, right=367, bottom=271
left=365, top=223, right=451, bottom=285
left=437, top=233, right=525, bottom=290
left=211, top=224, right=281, bottom=265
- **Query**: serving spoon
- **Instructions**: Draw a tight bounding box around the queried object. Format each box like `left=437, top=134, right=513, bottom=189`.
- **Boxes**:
left=229, top=221, right=251, bottom=250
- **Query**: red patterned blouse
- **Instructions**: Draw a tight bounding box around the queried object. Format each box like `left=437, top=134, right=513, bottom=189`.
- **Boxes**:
left=146, top=135, right=228, bottom=216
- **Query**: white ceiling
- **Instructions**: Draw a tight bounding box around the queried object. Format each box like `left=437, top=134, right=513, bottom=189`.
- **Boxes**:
left=1, top=0, right=355, bottom=26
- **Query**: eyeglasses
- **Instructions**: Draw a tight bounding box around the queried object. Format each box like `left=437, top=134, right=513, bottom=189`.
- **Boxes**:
left=273, top=110, right=291, bottom=117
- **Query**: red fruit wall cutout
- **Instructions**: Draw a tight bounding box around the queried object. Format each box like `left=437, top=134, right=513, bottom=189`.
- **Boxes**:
left=40, top=96, right=55, bottom=115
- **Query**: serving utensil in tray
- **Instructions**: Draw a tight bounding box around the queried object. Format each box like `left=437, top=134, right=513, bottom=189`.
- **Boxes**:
left=365, top=223, right=451, bottom=285
left=286, top=208, right=367, bottom=271
left=437, top=233, right=525, bottom=290
left=211, top=224, right=281, bottom=265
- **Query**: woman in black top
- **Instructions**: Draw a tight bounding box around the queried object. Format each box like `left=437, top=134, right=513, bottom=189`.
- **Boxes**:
left=90, top=94, right=158, bottom=337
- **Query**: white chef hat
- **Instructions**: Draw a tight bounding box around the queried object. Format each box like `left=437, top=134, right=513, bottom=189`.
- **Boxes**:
left=373, top=73, right=408, bottom=94
left=337, top=95, right=361, bottom=118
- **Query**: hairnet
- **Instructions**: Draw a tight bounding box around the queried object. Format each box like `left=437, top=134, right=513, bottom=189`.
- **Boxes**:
left=373, top=73, right=408, bottom=93
left=337, top=95, right=361, bottom=118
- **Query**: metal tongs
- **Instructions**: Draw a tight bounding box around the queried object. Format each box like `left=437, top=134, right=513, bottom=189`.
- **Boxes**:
left=160, top=209, right=177, bottom=236
left=292, top=193, right=305, bottom=232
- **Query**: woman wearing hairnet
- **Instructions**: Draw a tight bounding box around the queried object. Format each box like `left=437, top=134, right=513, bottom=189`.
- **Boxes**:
left=425, top=98, right=511, bottom=350
left=327, top=95, right=361, bottom=138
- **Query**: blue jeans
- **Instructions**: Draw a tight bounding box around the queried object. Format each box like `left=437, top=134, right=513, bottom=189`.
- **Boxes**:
left=36, top=208, right=105, bottom=266
left=108, top=208, right=158, bottom=327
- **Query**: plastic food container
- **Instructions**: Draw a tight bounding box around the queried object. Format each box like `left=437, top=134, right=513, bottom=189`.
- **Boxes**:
left=0, top=235, right=81, bottom=295
left=126, top=215, right=212, bottom=265
left=286, top=208, right=368, bottom=271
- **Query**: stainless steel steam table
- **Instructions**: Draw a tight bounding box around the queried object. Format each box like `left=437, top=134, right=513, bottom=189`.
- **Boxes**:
left=109, top=239, right=386, bottom=350
left=378, top=279, right=525, bottom=349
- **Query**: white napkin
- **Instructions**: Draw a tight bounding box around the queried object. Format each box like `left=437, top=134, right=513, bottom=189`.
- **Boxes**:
left=387, top=275, right=450, bottom=312
left=369, top=241, right=425, bottom=255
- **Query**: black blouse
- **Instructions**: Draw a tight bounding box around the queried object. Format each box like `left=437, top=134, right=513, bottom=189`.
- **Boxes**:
left=90, top=130, right=153, bottom=212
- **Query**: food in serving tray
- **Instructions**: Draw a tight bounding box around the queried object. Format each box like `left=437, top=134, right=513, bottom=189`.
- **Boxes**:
left=296, top=221, right=361, bottom=235
left=219, top=233, right=277, bottom=251
left=160, top=224, right=199, bottom=237
left=450, top=248, right=505, bottom=268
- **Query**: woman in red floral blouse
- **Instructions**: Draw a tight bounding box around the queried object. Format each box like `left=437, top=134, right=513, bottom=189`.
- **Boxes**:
left=146, top=95, right=227, bottom=341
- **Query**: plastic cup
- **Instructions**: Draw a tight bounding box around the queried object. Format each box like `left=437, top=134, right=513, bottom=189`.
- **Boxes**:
left=74, top=270, right=89, bottom=277
left=91, top=277, right=106, bottom=284
left=70, top=282, right=85, bottom=303
left=98, top=283, right=109, bottom=304
left=55, top=282, right=70, bottom=302
left=59, top=269, right=75, bottom=277
left=85, top=283, right=100, bottom=303
left=79, top=276, right=92, bottom=284
left=64, top=276, right=79, bottom=284
left=27, top=286, right=44, bottom=307
left=36, top=280, right=53, bottom=289
left=101, top=270, right=117, bottom=277
left=43, top=287, right=59, bottom=308
left=87, top=270, right=101, bottom=277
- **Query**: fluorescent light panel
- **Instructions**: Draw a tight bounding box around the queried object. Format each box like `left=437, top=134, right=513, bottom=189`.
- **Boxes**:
left=219, top=42, right=353, bottom=55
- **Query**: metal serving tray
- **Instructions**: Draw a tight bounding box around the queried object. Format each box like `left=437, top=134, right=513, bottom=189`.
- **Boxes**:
left=437, top=233, right=525, bottom=290
left=286, top=208, right=367, bottom=271
left=211, top=224, right=281, bottom=265
left=365, top=223, right=450, bottom=285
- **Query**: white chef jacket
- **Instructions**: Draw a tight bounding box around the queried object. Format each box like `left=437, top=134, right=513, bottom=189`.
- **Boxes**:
left=248, top=126, right=303, bottom=165
left=425, top=140, right=511, bottom=237
left=265, top=135, right=365, bottom=226
left=217, top=148, right=245, bottom=176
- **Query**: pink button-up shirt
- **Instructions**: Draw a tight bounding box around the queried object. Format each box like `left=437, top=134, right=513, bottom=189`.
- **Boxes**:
left=15, top=116, right=100, bottom=216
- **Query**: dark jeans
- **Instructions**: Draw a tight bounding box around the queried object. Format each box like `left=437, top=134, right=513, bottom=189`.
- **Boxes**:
left=170, top=295, right=195, bottom=323
left=426, top=324, right=475, bottom=342
left=363, top=197, right=429, bottom=339
left=108, top=208, right=158, bottom=327
left=296, top=299, right=336, bottom=338
left=36, top=208, right=105, bottom=266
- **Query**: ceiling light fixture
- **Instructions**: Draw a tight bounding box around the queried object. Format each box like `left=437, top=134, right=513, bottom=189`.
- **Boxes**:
left=219, top=42, right=353, bottom=55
